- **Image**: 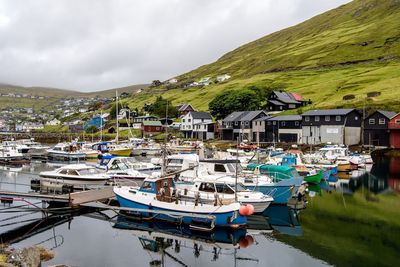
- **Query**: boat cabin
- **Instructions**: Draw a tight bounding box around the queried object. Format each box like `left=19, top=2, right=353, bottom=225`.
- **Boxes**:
left=55, top=165, right=104, bottom=176
left=140, top=177, right=175, bottom=202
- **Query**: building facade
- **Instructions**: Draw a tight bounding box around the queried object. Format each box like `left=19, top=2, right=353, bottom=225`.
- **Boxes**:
left=302, top=109, right=362, bottom=145
left=363, top=110, right=396, bottom=147
left=180, top=112, right=213, bottom=139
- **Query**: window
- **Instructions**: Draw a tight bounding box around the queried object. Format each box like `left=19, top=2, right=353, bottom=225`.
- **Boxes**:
left=396, top=119, right=400, bottom=124
left=315, top=116, right=320, bottom=122
left=188, top=119, right=191, bottom=122
left=235, top=121, right=238, bottom=126
left=369, top=119, right=375, bottom=125
left=214, top=164, right=227, bottom=172
left=379, top=118, right=385, bottom=125
left=245, top=121, right=249, bottom=125
left=182, top=119, right=185, bottom=123
left=273, top=121, right=276, bottom=125
left=281, top=122, right=285, bottom=126
left=325, top=116, right=330, bottom=122
left=267, top=121, right=271, bottom=126
left=355, top=116, right=359, bottom=120
left=199, top=183, right=215, bottom=192
left=305, top=116, right=310, bottom=122
left=295, top=121, right=299, bottom=126
left=215, top=184, right=234, bottom=194
left=141, top=182, right=153, bottom=192
left=336, top=116, right=341, bottom=121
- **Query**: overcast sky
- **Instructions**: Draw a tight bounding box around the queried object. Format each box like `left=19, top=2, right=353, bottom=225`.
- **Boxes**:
left=0, top=0, right=351, bottom=91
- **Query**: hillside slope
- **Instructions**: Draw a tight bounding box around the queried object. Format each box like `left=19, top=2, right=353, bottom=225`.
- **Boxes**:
left=131, top=0, right=400, bottom=112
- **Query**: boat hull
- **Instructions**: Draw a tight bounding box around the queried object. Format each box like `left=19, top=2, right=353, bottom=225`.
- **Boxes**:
left=114, top=189, right=247, bottom=228
left=110, top=148, right=132, bottom=157
left=245, top=178, right=303, bottom=204
left=304, top=171, right=323, bottom=184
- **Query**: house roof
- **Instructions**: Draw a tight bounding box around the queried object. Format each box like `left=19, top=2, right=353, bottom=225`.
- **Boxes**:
left=189, top=111, right=212, bottom=120
left=268, top=100, right=285, bottom=106
left=268, top=115, right=302, bottom=121
left=254, top=116, right=272, bottom=122
left=302, top=109, right=356, bottom=116
left=142, top=120, right=162, bottom=126
left=178, top=103, right=195, bottom=112
left=290, top=92, right=304, bottom=101
left=272, top=91, right=301, bottom=104
left=223, top=111, right=247, bottom=122
left=241, top=110, right=267, bottom=121
left=377, top=110, right=397, bottom=119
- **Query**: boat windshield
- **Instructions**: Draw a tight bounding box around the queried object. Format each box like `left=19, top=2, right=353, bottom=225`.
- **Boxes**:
left=215, top=183, right=234, bottom=194
left=228, top=183, right=247, bottom=191
left=78, top=168, right=103, bottom=175
left=109, top=162, right=129, bottom=171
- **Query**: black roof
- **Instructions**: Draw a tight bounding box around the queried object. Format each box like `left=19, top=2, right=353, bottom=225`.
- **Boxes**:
left=302, top=109, right=357, bottom=116
left=189, top=111, right=212, bottom=120
left=268, top=115, right=302, bottom=121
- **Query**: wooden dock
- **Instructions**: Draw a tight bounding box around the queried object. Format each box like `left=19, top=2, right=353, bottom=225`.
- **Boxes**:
left=0, top=187, right=115, bottom=207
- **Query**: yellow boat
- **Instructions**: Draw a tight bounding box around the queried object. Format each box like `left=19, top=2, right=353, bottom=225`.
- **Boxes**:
left=110, top=147, right=132, bottom=157
left=337, top=163, right=351, bottom=172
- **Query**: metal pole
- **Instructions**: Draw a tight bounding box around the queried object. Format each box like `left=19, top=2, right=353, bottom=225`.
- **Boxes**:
left=235, top=137, right=239, bottom=202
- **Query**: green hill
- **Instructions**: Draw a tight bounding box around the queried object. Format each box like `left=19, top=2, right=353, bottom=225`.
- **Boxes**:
left=129, top=0, right=400, bottom=112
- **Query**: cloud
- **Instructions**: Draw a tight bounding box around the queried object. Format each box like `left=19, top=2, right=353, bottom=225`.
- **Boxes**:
left=0, top=0, right=350, bottom=91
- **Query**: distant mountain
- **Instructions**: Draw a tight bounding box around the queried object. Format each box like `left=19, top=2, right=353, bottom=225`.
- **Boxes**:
left=131, top=0, right=400, bottom=112
left=0, top=83, right=149, bottom=98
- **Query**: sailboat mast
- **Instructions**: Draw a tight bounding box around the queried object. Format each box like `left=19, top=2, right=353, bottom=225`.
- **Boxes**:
left=235, top=137, right=239, bottom=202
left=116, top=90, right=119, bottom=144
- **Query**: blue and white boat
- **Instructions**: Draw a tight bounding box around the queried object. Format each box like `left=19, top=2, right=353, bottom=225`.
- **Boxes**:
left=113, top=176, right=247, bottom=229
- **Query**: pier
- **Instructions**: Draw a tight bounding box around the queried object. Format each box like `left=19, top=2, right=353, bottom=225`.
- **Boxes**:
left=0, top=187, right=115, bottom=208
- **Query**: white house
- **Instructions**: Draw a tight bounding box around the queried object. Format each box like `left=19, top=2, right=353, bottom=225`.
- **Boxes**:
left=198, top=77, right=212, bottom=86
left=168, top=78, right=178, bottom=84
left=217, top=74, right=231, bottom=82
left=180, top=112, right=214, bottom=140
left=46, top=118, right=61, bottom=126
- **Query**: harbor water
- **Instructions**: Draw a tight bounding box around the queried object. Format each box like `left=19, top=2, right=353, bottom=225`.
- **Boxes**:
left=0, top=155, right=399, bottom=267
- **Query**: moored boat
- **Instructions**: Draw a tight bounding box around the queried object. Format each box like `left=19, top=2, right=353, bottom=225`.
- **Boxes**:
left=114, top=176, right=248, bottom=229
left=39, top=164, right=109, bottom=187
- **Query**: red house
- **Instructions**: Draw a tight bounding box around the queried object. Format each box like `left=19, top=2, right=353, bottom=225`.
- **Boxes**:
left=141, top=121, right=163, bottom=137
left=389, top=113, right=400, bottom=148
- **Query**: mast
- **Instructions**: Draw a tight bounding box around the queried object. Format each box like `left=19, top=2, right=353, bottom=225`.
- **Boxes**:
left=161, top=100, right=169, bottom=176
left=235, top=136, right=239, bottom=202
left=116, top=90, right=119, bottom=144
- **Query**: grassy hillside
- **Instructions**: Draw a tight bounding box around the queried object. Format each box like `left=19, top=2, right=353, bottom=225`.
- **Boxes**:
left=127, top=0, right=400, bottom=112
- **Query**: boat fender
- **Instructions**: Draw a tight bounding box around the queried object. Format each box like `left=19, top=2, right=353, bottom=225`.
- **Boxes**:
left=184, top=188, right=188, bottom=195
left=239, top=235, right=254, bottom=248
left=239, top=204, right=255, bottom=216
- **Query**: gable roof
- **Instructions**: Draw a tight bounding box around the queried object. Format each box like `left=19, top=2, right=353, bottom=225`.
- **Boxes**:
left=189, top=111, right=212, bottom=120
left=290, top=92, right=304, bottom=101
left=272, top=91, right=301, bottom=104
left=223, top=111, right=247, bottom=122
left=268, top=115, right=302, bottom=121
left=177, top=103, right=195, bottom=112
left=302, top=109, right=357, bottom=116
left=241, top=110, right=267, bottom=121
left=377, top=110, right=397, bottom=119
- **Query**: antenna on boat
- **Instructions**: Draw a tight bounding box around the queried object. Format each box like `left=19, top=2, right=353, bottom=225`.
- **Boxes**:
left=235, top=136, right=239, bottom=202
left=161, top=100, right=169, bottom=176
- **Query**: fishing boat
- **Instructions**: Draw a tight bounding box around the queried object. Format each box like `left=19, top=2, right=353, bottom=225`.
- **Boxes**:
left=176, top=177, right=274, bottom=214
left=39, top=164, right=110, bottom=187
left=46, top=143, right=86, bottom=161
left=281, top=154, right=324, bottom=184
left=0, top=144, right=29, bottom=164
left=113, top=176, right=248, bottom=229
left=91, top=141, right=132, bottom=157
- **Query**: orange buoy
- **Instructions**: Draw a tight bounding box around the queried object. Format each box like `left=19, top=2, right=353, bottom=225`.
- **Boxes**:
left=239, top=205, right=249, bottom=216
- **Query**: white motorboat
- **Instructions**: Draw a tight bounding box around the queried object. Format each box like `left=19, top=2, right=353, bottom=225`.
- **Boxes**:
left=176, top=177, right=273, bottom=214
left=47, top=143, right=86, bottom=161
left=0, top=144, right=27, bottom=164
left=39, top=164, right=110, bottom=186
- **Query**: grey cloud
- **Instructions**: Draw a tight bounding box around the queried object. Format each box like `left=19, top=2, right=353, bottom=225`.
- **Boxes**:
left=0, top=0, right=350, bottom=91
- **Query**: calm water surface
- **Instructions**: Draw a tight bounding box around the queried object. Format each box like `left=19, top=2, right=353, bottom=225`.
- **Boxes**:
left=0, top=156, right=398, bottom=267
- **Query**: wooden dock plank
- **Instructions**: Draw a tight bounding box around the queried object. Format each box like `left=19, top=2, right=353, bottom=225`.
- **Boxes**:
left=0, top=191, right=70, bottom=202
left=70, top=187, right=114, bottom=206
